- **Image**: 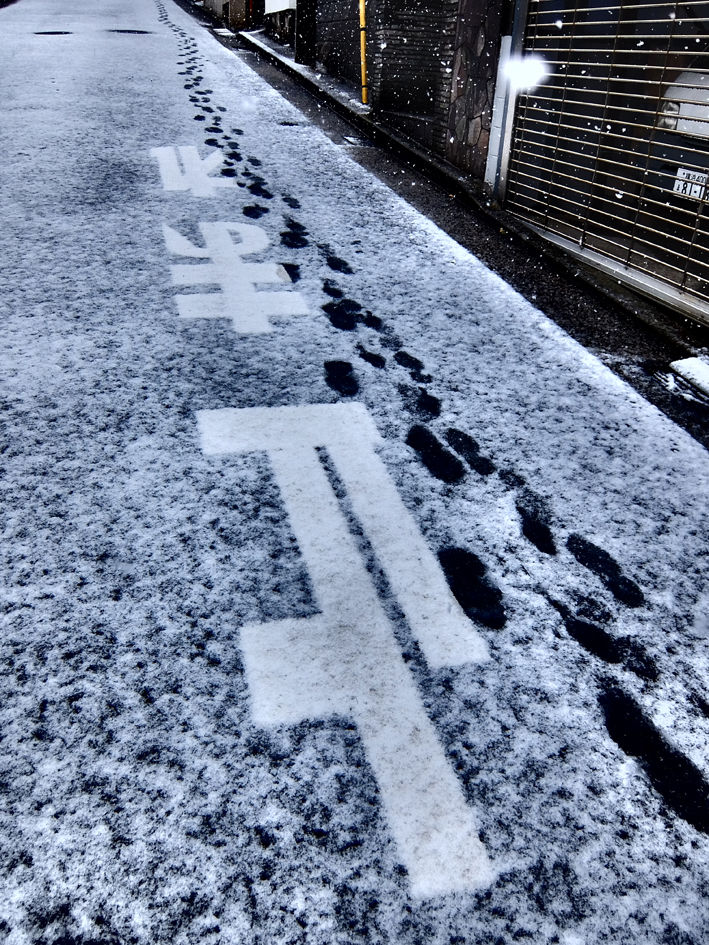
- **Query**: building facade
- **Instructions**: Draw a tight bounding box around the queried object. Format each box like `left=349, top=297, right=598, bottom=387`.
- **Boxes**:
left=312, top=0, right=709, bottom=323
left=499, top=0, right=709, bottom=322
left=217, top=0, right=709, bottom=323
left=313, top=0, right=507, bottom=178
left=203, top=0, right=265, bottom=31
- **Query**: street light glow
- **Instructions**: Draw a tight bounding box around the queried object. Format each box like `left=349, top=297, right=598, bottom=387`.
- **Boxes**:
left=504, top=54, right=549, bottom=91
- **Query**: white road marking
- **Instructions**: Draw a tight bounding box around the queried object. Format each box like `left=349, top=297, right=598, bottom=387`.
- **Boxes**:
left=150, top=146, right=236, bottom=197
left=198, top=403, right=493, bottom=898
left=163, top=222, right=309, bottom=333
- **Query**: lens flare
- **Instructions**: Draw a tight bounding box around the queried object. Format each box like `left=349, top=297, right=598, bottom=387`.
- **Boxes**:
left=504, top=55, right=549, bottom=91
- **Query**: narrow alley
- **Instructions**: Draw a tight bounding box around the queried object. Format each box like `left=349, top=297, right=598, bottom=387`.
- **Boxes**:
left=1, top=2, right=708, bottom=943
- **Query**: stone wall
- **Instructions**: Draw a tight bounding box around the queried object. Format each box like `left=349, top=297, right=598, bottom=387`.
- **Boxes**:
left=445, top=0, right=505, bottom=177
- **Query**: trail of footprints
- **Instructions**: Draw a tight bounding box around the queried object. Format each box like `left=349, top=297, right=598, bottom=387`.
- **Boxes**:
left=320, top=285, right=709, bottom=830
left=316, top=268, right=709, bottom=830
left=154, top=0, right=709, bottom=834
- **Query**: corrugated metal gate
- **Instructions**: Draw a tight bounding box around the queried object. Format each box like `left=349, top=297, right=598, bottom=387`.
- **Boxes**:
left=504, top=0, right=709, bottom=319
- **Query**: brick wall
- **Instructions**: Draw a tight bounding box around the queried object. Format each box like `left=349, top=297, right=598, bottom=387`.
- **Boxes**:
left=369, top=0, right=458, bottom=156
left=317, top=0, right=361, bottom=87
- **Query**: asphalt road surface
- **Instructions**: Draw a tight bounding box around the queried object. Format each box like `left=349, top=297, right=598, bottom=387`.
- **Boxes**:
left=1, top=1, right=708, bottom=943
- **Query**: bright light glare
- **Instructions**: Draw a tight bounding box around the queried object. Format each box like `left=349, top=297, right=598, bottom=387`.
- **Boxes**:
left=504, top=55, right=549, bottom=91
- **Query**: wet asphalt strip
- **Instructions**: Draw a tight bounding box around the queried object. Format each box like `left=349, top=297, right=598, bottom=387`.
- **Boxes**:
left=154, top=0, right=709, bottom=840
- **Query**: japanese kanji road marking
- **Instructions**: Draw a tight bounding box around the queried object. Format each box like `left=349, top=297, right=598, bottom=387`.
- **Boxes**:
left=150, top=145, right=236, bottom=197
left=163, top=222, right=309, bottom=333
left=198, top=403, right=493, bottom=898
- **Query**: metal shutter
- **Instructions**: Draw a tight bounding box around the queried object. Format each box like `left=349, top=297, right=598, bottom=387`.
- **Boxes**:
left=505, top=0, right=709, bottom=320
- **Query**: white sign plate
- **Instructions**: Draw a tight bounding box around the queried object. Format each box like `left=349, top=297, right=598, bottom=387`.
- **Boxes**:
left=672, top=166, right=708, bottom=200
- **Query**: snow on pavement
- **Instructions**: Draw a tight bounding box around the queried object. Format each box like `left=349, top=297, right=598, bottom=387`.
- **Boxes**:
left=0, top=0, right=708, bottom=942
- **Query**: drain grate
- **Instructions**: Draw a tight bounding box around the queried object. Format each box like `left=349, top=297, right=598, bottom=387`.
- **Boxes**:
left=34, top=31, right=72, bottom=35
left=107, top=29, right=152, bottom=34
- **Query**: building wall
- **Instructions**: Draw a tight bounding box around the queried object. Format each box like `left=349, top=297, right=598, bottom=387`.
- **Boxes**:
left=203, top=0, right=264, bottom=30
left=317, top=0, right=361, bottom=87
left=202, top=0, right=225, bottom=19
left=305, top=0, right=506, bottom=178
left=368, top=0, right=458, bottom=155
left=264, top=9, right=296, bottom=45
left=445, top=0, right=505, bottom=177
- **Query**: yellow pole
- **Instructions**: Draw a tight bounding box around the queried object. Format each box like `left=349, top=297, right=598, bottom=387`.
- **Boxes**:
left=359, top=0, right=368, bottom=105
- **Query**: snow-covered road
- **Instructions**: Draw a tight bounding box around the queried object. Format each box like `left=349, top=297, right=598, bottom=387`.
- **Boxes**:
left=1, top=1, right=708, bottom=942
